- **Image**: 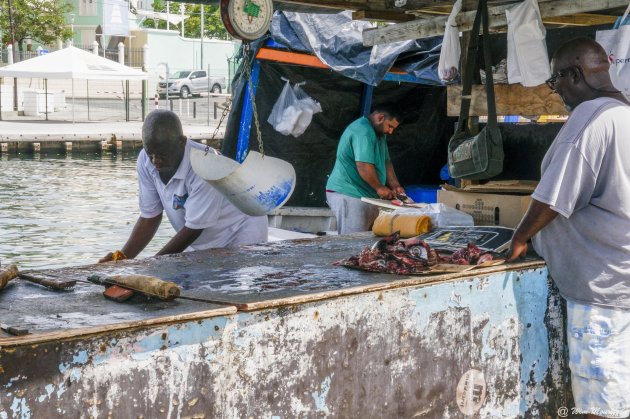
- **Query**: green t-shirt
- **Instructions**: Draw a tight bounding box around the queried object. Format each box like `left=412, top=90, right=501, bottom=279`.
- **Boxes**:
left=326, top=117, right=390, bottom=199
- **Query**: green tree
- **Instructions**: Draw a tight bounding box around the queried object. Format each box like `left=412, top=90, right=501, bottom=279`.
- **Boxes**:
left=0, top=0, right=73, bottom=52
left=139, top=2, right=230, bottom=40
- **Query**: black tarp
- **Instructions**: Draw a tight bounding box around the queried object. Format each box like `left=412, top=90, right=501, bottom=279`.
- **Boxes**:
left=223, top=57, right=453, bottom=207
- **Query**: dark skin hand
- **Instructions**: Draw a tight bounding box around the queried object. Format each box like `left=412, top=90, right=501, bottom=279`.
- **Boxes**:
left=356, top=161, right=405, bottom=199
left=507, top=199, right=558, bottom=261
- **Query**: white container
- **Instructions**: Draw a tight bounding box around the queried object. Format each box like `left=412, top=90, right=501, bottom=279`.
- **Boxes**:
left=22, top=90, right=54, bottom=116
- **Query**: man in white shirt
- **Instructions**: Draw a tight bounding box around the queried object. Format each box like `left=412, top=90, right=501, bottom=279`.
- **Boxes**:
left=507, top=38, right=630, bottom=419
left=100, top=110, right=267, bottom=262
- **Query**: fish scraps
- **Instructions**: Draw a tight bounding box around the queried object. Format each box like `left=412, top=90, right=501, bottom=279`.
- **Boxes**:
left=333, top=231, right=496, bottom=275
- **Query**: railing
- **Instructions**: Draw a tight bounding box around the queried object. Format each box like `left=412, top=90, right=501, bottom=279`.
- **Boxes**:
left=0, top=45, right=144, bottom=68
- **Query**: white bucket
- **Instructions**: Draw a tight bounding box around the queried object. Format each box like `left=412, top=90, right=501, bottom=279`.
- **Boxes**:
left=190, top=149, right=296, bottom=216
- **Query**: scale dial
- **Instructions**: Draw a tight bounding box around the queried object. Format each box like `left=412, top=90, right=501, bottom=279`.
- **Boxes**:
left=220, top=0, right=274, bottom=41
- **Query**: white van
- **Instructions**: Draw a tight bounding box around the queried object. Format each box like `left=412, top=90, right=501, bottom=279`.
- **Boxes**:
left=157, top=70, right=227, bottom=98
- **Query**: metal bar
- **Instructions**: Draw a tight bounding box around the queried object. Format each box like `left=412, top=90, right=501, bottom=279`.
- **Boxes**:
left=235, top=58, right=261, bottom=163
left=360, top=84, right=374, bottom=117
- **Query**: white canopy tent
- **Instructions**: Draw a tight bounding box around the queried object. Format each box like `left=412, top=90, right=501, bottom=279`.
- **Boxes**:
left=0, top=46, right=148, bottom=121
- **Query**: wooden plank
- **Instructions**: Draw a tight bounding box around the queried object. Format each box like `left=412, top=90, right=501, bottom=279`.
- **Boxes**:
left=0, top=306, right=237, bottom=347
left=256, top=48, right=330, bottom=69
left=239, top=260, right=545, bottom=311
left=353, top=10, right=416, bottom=22
left=543, top=13, right=618, bottom=26
left=256, top=47, right=409, bottom=74
left=447, top=84, right=567, bottom=116
left=362, top=0, right=629, bottom=46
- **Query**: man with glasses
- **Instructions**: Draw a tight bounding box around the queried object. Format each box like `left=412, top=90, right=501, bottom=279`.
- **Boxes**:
left=508, top=37, right=630, bottom=419
left=100, top=110, right=268, bottom=262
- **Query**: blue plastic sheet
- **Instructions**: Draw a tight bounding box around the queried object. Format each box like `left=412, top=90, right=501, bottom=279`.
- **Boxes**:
left=270, top=11, right=443, bottom=86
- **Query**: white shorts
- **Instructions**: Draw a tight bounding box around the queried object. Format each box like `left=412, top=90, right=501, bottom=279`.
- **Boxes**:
left=567, top=299, right=630, bottom=418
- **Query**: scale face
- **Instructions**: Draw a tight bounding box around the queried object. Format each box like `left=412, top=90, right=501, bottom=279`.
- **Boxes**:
left=220, top=0, right=274, bottom=41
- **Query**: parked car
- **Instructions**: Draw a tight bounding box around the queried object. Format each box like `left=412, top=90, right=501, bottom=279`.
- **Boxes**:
left=157, top=70, right=226, bottom=99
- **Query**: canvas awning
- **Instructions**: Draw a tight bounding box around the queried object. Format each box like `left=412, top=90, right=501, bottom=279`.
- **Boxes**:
left=0, top=46, right=148, bottom=80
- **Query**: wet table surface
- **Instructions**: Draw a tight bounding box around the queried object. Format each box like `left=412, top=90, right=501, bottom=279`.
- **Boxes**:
left=0, top=233, right=544, bottom=340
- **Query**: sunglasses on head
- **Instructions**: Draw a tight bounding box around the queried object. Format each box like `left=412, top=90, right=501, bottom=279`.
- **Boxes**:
left=545, top=65, right=582, bottom=90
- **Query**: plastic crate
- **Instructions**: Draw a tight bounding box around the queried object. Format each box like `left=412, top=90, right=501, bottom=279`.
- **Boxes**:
left=404, top=185, right=439, bottom=204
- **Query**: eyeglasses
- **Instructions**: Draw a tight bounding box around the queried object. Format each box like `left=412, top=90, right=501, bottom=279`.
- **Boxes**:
left=545, top=65, right=581, bottom=90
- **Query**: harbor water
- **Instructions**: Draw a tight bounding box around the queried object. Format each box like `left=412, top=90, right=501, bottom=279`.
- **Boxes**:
left=0, top=152, right=174, bottom=270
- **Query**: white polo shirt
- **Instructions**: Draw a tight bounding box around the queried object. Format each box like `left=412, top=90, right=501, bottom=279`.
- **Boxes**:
left=137, top=139, right=268, bottom=250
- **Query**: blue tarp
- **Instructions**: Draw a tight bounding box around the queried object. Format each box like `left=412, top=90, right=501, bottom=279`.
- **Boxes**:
left=270, top=11, right=443, bottom=86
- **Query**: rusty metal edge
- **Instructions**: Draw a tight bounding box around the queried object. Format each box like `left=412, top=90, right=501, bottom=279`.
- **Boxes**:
left=0, top=306, right=237, bottom=348
left=238, top=260, right=546, bottom=311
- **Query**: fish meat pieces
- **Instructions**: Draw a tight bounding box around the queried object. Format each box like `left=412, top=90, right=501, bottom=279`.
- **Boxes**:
left=440, top=243, right=493, bottom=265
left=335, top=233, right=438, bottom=274
left=334, top=235, right=493, bottom=275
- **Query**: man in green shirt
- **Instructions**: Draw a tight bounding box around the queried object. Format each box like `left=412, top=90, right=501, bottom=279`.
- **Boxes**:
left=326, top=104, right=406, bottom=234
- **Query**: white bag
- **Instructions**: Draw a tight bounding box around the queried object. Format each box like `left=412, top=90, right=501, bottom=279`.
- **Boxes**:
left=267, top=79, right=322, bottom=137
left=392, top=203, right=474, bottom=227
left=438, top=0, right=462, bottom=82
left=596, top=4, right=630, bottom=101
left=506, top=0, right=550, bottom=87
left=292, top=82, right=322, bottom=138
left=267, top=78, right=302, bottom=136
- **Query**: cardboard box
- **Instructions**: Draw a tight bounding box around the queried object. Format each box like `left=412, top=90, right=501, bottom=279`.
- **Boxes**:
left=437, top=189, right=532, bottom=228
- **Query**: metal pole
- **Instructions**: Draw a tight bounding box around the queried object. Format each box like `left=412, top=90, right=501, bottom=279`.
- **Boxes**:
left=7, top=0, right=18, bottom=111
left=86, top=80, right=90, bottom=120
left=126, top=80, right=130, bottom=121
left=72, top=79, right=75, bottom=123
left=142, top=44, right=148, bottom=121
left=200, top=4, right=204, bottom=68
left=207, top=63, right=210, bottom=126
left=180, top=3, right=185, bottom=37
left=166, top=1, right=170, bottom=31
left=45, top=79, right=48, bottom=121
left=0, top=76, right=3, bottom=120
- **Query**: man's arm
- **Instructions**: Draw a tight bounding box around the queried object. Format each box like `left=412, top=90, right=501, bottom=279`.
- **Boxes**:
left=99, top=214, right=162, bottom=262
left=356, top=162, right=394, bottom=199
left=155, top=226, right=203, bottom=256
left=507, top=199, right=559, bottom=261
left=385, top=159, right=405, bottom=196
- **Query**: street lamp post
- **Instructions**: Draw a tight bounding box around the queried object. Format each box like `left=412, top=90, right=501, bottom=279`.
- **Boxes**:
left=69, top=13, right=75, bottom=46
left=7, top=0, right=17, bottom=110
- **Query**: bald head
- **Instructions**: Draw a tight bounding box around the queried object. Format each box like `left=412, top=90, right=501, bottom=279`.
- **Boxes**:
left=552, top=37, right=610, bottom=76
left=548, top=37, right=625, bottom=110
left=142, top=110, right=187, bottom=181
left=143, top=110, right=184, bottom=146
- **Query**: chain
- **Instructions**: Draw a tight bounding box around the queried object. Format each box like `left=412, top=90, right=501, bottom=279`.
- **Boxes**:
left=204, top=96, right=232, bottom=155
left=204, top=43, right=264, bottom=157
left=242, top=44, right=264, bottom=156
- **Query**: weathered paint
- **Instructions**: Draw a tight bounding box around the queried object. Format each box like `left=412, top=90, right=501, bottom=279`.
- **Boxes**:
left=0, top=267, right=567, bottom=418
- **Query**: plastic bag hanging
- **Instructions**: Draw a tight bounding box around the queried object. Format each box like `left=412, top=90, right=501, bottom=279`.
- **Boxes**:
left=596, top=2, right=630, bottom=100
left=505, top=0, right=550, bottom=86
left=267, top=77, right=302, bottom=136
left=438, top=0, right=462, bottom=82
left=291, top=82, right=322, bottom=138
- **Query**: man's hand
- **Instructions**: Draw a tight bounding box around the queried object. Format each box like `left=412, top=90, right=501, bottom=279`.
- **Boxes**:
left=392, top=185, right=406, bottom=197
left=98, top=250, right=127, bottom=263
left=507, top=236, right=528, bottom=261
left=99, top=252, right=115, bottom=263
left=376, top=186, right=395, bottom=200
